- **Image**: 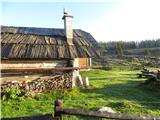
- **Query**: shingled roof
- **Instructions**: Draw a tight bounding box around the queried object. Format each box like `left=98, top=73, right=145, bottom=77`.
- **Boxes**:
left=1, top=26, right=100, bottom=59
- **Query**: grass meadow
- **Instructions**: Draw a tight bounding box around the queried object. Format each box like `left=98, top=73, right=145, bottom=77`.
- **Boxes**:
left=1, top=69, right=160, bottom=119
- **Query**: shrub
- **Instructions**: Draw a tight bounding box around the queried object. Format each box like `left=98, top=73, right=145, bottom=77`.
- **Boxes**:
left=130, top=64, right=142, bottom=70
left=131, top=57, right=140, bottom=63
left=2, top=88, right=23, bottom=100
left=101, top=65, right=112, bottom=71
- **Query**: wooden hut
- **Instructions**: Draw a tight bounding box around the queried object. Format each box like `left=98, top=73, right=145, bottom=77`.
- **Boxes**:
left=1, top=12, right=100, bottom=86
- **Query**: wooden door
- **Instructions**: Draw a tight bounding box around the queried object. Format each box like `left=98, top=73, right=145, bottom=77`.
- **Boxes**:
left=78, top=58, right=88, bottom=68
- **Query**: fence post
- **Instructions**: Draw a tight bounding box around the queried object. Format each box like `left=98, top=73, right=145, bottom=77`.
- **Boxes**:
left=54, top=99, right=63, bottom=120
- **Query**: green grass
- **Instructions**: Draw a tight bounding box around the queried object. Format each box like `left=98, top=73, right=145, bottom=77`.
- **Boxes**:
left=1, top=69, right=160, bottom=119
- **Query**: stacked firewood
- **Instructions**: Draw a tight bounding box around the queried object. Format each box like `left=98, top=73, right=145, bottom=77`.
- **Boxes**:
left=1, top=72, right=72, bottom=95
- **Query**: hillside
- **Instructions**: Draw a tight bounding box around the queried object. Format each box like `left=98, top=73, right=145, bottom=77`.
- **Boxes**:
left=124, top=47, right=160, bottom=57
left=99, top=39, right=160, bottom=57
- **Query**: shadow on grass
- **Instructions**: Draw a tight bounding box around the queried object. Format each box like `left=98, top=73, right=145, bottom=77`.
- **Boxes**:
left=80, top=80, right=160, bottom=111
left=1, top=114, right=53, bottom=120
left=89, top=76, right=137, bottom=80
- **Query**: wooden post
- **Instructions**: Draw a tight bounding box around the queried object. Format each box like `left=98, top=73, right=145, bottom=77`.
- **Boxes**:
left=157, top=70, right=160, bottom=79
left=54, top=99, right=63, bottom=120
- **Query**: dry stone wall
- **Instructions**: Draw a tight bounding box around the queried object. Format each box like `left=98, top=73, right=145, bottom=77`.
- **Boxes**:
left=1, top=72, right=72, bottom=95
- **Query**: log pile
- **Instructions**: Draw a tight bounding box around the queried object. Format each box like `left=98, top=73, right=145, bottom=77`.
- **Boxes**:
left=141, top=70, right=160, bottom=89
left=143, top=75, right=160, bottom=88
left=1, top=72, right=72, bottom=95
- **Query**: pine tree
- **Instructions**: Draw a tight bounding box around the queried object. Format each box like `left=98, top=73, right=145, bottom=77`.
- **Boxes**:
left=116, top=43, right=124, bottom=57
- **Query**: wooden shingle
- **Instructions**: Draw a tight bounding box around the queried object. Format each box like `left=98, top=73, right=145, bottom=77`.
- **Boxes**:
left=1, top=26, right=100, bottom=59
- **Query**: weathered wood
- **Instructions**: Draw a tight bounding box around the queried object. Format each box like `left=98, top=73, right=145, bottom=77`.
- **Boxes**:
left=54, top=99, right=160, bottom=120
left=1, top=66, right=119, bottom=73
left=54, top=99, right=63, bottom=120
left=1, top=73, right=72, bottom=94
left=56, top=107, right=160, bottom=120
left=39, top=75, right=61, bottom=80
left=1, top=26, right=100, bottom=59
left=157, top=70, right=160, bottom=79
left=137, top=73, right=156, bottom=78
left=1, top=67, right=79, bottom=73
left=137, top=69, right=156, bottom=78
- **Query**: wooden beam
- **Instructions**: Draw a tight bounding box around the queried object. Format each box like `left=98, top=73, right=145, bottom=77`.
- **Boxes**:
left=1, top=67, right=79, bottom=73
left=1, top=66, right=112, bottom=73
left=54, top=99, right=160, bottom=120
left=56, top=107, right=160, bottom=120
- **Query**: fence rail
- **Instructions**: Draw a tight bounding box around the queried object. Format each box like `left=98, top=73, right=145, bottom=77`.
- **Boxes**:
left=54, top=99, right=160, bottom=120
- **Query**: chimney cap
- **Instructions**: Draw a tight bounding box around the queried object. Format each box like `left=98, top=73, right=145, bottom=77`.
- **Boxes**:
left=62, top=12, right=73, bottom=19
left=63, top=8, right=69, bottom=15
left=64, top=11, right=68, bottom=14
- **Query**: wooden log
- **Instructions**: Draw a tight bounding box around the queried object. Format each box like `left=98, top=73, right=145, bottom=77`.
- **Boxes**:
left=39, top=75, right=61, bottom=80
left=54, top=99, right=160, bottom=120
left=157, top=70, right=160, bottom=79
left=56, top=107, right=160, bottom=120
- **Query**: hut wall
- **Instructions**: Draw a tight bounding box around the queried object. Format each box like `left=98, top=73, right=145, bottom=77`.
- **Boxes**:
left=1, top=60, right=68, bottom=69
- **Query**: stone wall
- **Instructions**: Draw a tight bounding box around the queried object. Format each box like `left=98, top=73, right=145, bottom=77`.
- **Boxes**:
left=1, top=72, right=72, bottom=95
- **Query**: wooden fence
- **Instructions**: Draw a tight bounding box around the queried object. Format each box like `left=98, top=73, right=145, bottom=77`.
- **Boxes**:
left=54, top=99, right=160, bottom=120
left=2, top=99, right=160, bottom=120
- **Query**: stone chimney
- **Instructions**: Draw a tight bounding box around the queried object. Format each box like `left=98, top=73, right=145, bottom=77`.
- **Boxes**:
left=62, top=11, right=74, bottom=45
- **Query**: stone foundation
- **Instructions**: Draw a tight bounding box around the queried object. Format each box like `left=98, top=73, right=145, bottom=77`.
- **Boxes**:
left=1, top=72, right=72, bottom=95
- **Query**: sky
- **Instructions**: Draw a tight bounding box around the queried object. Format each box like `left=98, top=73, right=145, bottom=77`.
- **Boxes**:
left=1, top=0, right=160, bottom=42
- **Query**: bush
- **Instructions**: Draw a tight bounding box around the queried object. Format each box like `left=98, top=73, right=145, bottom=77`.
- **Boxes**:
left=101, top=65, right=112, bottom=71
left=130, top=64, right=142, bottom=70
left=131, top=57, right=140, bottom=63
left=2, top=88, right=23, bottom=100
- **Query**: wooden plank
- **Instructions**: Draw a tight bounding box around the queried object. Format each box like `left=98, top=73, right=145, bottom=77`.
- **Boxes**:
left=1, top=33, right=9, bottom=43
left=54, top=99, right=160, bottom=120
left=1, top=67, right=79, bottom=73
left=1, top=66, right=110, bottom=73
left=3, top=34, right=12, bottom=43
left=56, top=107, right=160, bottom=120
left=79, top=58, right=88, bottom=68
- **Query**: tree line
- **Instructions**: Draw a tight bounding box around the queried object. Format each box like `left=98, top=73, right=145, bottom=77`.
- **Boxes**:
left=99, top=39, right=160, bottom=50
left=99, top=39, right=160, bottom=57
